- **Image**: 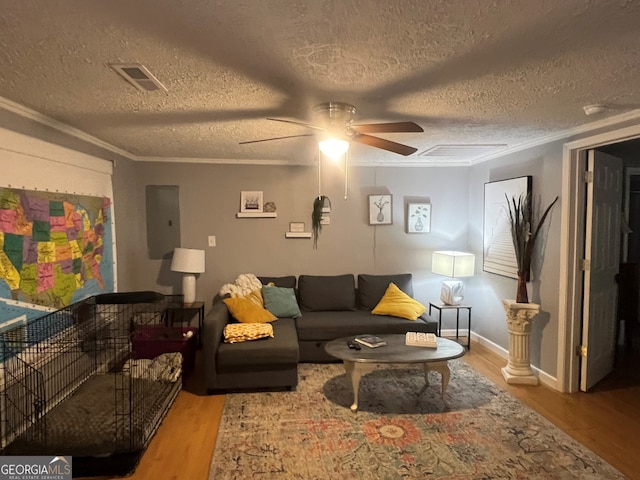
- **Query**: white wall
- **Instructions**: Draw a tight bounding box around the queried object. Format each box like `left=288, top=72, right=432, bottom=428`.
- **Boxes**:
left=0, top=128, right=113, bottom=197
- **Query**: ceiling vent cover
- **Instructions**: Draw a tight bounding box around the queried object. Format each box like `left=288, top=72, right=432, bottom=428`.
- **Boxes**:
left=418, top=144, right=506, bottom=162
left=109, top=63, right=167, bottom=92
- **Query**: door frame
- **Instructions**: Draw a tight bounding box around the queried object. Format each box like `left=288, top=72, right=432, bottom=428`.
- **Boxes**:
left=559, top=124, right=640, bottom=393
left=623, top=167, right=640, bottom=262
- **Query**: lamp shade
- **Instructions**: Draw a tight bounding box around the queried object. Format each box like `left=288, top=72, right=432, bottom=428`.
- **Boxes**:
left=170, top=248, right=205, bottom=274
left=432, top=251, right=475, bottom=278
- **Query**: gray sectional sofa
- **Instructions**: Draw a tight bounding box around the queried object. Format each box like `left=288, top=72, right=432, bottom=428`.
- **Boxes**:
left=202, top=273, right=438, bottom=393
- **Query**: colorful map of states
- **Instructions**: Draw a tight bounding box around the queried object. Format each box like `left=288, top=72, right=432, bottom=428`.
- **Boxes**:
left=0, top=189, right=110, bottom=308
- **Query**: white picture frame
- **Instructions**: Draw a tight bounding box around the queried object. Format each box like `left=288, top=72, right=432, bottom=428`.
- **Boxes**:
left=240, top=191, right=263, bottom=213
left=289, top=222, right=305, bottom=233
left=368, top=194, right=392, bottom=225
left=407, top=203, right=431, bottom=233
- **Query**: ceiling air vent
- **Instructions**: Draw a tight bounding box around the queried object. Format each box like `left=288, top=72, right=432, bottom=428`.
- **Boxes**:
left=418, top=144, right=506, bottom=162
left=109, top=63, right=167, bottom=92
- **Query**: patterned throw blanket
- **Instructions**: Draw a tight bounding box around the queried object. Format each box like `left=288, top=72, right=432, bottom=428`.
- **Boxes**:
left=219, top=273, right=262, bottom=298
left=223, top=323, right=274, bottom=343
left=122, top=352, right=183, bottom=383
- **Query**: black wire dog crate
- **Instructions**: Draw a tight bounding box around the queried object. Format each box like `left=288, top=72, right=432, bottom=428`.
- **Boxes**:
left=0, top=292, right=184, bottom=477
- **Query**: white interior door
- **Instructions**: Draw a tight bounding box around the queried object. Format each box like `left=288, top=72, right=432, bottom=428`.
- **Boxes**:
left=580, top=150, right=623, bottom=391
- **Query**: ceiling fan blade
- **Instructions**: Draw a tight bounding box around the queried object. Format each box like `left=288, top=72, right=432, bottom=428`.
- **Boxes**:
left=352, top=134, right=418, bottom=156
left=267, top=118, right=326, bottom=131
left=239, top=133, right=315, bottom=145
left=350, top=121, right=424, bottom=133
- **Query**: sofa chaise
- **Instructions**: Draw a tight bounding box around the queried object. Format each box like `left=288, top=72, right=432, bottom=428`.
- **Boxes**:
left=202, top=273, right=438, bottom=393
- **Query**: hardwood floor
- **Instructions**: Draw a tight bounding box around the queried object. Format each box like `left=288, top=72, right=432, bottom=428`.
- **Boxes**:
left=463, top=341, right=640, bottom=480
left=89, top=340, right=639, bottom=480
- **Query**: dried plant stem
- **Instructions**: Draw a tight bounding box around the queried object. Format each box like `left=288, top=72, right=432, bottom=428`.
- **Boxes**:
left=506, top=192, right=559, bottom=302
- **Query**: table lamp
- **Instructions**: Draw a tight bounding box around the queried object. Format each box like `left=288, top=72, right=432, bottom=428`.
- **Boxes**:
left=432, top=251, right=475, bottom=305
left=171, top=247, right=205, bottom=305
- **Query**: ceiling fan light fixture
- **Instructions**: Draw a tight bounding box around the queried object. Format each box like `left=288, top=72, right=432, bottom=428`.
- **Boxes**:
left=319, top=138, right=349, bottom=160
left=245, top=101, right=421, bottom=156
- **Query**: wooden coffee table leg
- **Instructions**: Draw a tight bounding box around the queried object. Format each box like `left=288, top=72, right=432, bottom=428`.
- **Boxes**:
left=343, top=360, right=376, bottom=412
left=428, top=361, right=451, bottom=401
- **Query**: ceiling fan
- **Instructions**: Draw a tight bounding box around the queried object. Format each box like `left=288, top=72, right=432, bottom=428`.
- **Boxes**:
left=239, top=102, right=424, bottom=156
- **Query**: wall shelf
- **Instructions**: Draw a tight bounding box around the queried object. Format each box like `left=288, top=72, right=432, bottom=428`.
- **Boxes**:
left=236, top=212, right=277, bottom=218
left=285, top=232, right=312, bottom=238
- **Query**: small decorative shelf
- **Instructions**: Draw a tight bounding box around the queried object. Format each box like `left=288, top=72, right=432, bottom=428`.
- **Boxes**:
left=285, top=232, right=312, bottom=238
left=236, top=212, right=277, bottom=218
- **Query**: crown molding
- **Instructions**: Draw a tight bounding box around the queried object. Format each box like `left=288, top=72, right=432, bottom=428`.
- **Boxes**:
left=75, top=105, right=640, bottom=167
left=137, top=156, right=473, bottom=167
left=3, top=94, right=640, bottom=168
left=470, top=108, right=640, bottom=165
left=351, top=159, right=471, bottom=167
left=0, top=95, right=137, bottom=162
left=134, top=156, right=310, bottom=166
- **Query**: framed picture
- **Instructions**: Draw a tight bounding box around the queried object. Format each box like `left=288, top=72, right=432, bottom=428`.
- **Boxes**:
left=407, top=203, right=431, bottom=233
left=240, top=191, right=263, bottom=213
left=483, top=176, right=532, bottom=278
left=369, top=194, right=392, bottom=225
left=289, top=222, right=305, bottom=233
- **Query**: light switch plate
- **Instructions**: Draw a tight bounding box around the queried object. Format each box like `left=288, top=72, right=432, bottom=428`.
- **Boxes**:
left=208, top=235, right=216, bottom=247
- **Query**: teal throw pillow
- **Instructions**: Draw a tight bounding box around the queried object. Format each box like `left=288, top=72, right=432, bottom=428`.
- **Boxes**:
left=262, top=285, right=302, bottom=319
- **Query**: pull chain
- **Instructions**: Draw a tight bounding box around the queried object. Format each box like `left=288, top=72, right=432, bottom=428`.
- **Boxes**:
left=344, top=149, right=349, bottom=200
left=317, top=145, right=322, bottom=199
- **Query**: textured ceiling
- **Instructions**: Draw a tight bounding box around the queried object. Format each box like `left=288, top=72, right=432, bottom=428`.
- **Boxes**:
left=1, top=0, right=640, bottom=165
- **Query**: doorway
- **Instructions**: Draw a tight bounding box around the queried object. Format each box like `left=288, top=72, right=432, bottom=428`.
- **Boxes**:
left=559, top=124, right=640, bottom=393
left=624, top=169, right=640, bottom=262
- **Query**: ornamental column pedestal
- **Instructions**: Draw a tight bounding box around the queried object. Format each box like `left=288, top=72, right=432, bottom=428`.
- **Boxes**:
left=501, top=299, right=540, bottom=385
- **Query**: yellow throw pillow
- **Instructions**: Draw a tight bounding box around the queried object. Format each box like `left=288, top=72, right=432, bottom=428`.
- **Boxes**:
left=224, top=323, right=274, bottom=343
left=371, top=282, right=426, bottom=320
left=223, top=296, right=277, bottom=323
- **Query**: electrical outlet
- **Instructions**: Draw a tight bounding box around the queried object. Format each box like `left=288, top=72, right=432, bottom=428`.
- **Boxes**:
left=208, top=235, right=216, bottom=247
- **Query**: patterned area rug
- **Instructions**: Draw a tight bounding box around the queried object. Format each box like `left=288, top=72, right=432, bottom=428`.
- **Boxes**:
left=210, top=362, right=623, bottom=479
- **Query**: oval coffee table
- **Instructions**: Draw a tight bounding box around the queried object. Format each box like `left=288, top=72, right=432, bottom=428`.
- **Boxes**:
left=325, top=334, right=466, bottom=411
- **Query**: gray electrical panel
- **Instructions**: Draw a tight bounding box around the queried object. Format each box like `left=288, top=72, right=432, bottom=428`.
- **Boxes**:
left=145, top=185, right=181, bottom=259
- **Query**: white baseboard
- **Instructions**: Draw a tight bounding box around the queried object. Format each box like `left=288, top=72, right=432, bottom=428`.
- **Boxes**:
left=440, top=329, right=560, bottom=391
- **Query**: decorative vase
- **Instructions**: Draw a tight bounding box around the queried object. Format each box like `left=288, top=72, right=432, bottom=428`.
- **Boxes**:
left=501, top=299, right=540, bottom=385
left=516, top=271, right=529, bottom=303
left=377, top=211, right=384, bottom=222
left=415, top=217, right=424, bottom=231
